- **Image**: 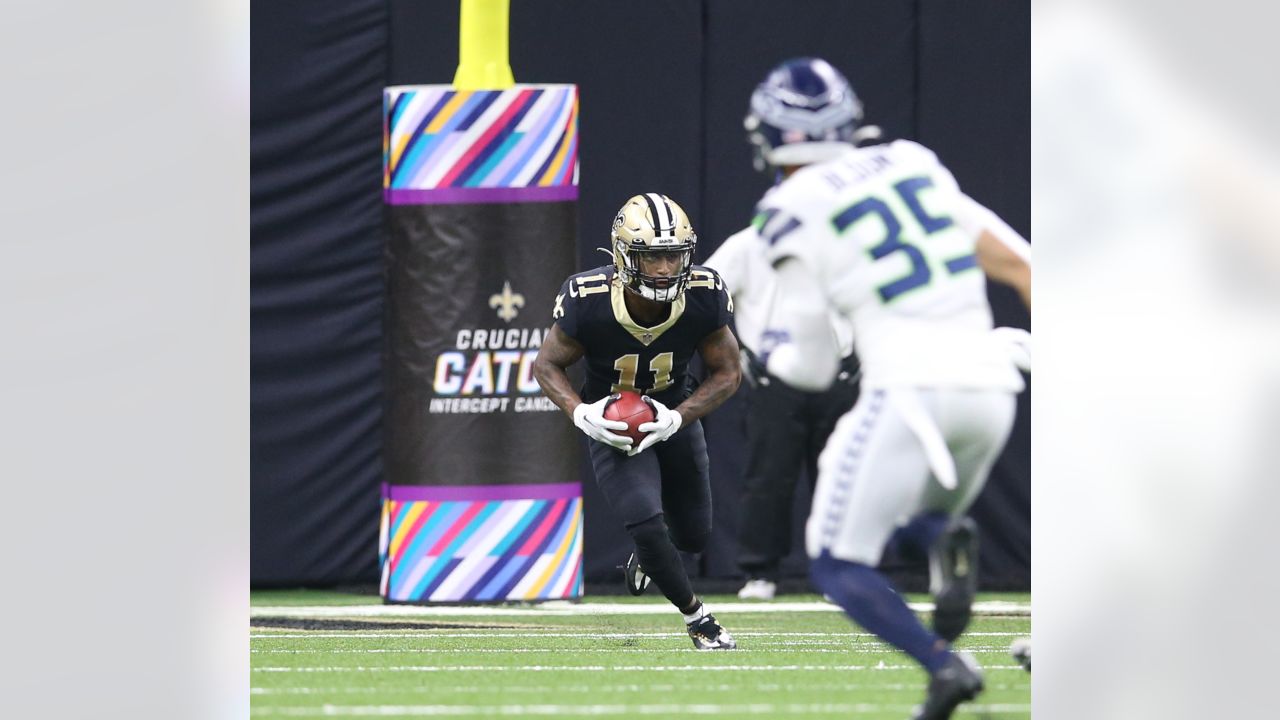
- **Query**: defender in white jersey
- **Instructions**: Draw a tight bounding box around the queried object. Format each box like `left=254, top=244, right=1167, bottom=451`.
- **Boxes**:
left=705, top=226, right=859, bottom=601
left=745, top=58, right=1031, bottom=720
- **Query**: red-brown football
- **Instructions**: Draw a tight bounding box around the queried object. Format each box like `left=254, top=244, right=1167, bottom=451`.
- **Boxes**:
left=602, top=391, right=656, bottom=447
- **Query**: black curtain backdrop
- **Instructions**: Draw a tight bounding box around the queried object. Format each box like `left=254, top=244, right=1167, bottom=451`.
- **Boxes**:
left=251, top=0, right=389, bottom=585
left=252, top=0, right=1030, bottom=590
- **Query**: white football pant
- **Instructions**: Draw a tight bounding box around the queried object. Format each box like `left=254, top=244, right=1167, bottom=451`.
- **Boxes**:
left=806, top=387, right=1017, bottom=565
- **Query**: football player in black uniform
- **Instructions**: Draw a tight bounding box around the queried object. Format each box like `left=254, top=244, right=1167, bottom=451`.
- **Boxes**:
left=533, top=193, right=742, bottom=650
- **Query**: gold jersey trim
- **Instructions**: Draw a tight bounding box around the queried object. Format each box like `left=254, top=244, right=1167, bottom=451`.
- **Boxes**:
left=610, top=277, right=685, bottom=346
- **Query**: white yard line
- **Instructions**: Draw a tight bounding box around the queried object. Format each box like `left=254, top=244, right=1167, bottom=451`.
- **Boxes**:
left=249, top=702, right=1030, bottom=716
left=252, top=630, right=1026, bottom=640
left=252, top=646, right=1014, bottom=654
left=251, top=682, right=1025, bottom=695
left=250, top=600, right=1028, bottom=619
left=252, top=664, right=1026, bottom=673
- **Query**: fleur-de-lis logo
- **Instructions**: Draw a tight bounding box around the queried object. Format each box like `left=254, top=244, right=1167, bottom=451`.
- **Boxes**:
left=489, top=280, right=525, bottom=323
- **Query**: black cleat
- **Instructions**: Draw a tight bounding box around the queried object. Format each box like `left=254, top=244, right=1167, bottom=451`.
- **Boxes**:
left=624, top=552, right=650, bottom=596
left=929, top=517, right=979, bottom=642
left=687, top=614, right=737, bottom=651
left=911, top=651, right=984, bottom=720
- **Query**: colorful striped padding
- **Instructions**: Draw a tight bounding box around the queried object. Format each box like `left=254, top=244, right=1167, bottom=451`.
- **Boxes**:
left=379, top=483, right=583, bottom=602
left=382, top=84, right=579, bottom=205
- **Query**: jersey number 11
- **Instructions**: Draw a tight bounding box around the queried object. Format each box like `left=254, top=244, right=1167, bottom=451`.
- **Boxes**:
left=612, top=352, right=674, bottom=394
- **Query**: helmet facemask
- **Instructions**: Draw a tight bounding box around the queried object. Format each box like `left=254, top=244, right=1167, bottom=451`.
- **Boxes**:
left=615, top=242, right=695, bottom=303
left=610, top=193, right=698, bottom=304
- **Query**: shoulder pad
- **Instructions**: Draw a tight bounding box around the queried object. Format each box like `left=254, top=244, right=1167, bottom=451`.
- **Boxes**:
left=686, top=266, right=723, bottom=292
left=566, top=267, right=612, bottom=299
left=890, top=139, right=941, bottom=166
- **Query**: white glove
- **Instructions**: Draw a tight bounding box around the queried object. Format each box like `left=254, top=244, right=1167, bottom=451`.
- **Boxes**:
left=991, top=326, right=1031, bottom=372
left=573, top=397, right=633, bottom=451
left=628, top=396, right=683, bottom=456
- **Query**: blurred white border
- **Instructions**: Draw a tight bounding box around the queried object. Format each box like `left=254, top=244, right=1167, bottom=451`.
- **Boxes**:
left=0, top=1, right=248, bottom=718
left=1035, top=1, right=1280, bottom=717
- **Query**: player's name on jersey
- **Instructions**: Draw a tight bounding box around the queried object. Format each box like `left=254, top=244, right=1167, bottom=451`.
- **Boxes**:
left=817, top=149, right=893, bottom=190
left=427, top=396, right=559, bottom=414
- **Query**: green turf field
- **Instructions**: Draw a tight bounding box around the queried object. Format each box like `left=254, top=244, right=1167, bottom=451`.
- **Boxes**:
left=251, top=591, right=1030, bottom=718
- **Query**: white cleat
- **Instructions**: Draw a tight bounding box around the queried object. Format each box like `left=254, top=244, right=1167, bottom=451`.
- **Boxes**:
left=1010, top=637, right=1031, bottom=672
left=736, top=578, right=777, bottom=600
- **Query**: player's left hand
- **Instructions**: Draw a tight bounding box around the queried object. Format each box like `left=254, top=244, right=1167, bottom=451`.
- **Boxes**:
left=628, top=397, right=683, bottom=456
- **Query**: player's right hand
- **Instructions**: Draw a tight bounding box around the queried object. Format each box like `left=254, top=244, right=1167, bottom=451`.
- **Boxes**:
left=991, top=326, right=1031, bottom=372
left=572, top=397, right=633, bottom=451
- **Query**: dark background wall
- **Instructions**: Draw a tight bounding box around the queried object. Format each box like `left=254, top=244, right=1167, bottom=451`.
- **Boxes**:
left=251, top=0, right=389, bottom=585
left=252, top=0, right=1029, bottom=590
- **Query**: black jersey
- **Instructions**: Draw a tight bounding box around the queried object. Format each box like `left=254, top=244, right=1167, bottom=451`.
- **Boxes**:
left=552, top=265, right=734, bottom=407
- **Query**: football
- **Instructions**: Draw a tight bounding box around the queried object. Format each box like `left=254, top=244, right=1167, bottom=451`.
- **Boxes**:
left=602, top=391, right=656, bottom=447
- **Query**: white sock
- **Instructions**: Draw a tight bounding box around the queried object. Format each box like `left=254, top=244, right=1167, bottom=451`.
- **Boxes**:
left=682, top=601, right=708, bottom=625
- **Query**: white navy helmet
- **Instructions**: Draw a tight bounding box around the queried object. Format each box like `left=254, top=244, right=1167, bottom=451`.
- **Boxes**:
left=745, top=57, right=880, bottom=171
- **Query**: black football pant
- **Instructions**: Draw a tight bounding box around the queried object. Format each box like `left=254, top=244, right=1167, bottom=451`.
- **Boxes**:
left=589, top=419, right=711, bottom=612
left=737, top=357, right=859, bottom=582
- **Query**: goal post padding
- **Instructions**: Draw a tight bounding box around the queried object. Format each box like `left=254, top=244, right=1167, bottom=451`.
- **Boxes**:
left=380, top=1, right=582, bottom=603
